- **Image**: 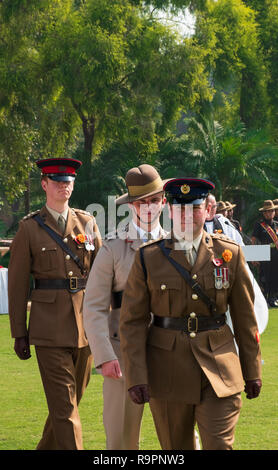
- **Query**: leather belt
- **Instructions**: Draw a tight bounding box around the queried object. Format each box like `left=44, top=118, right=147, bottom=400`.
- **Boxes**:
left=111, top=291, right=123, bottom=309
left=34, top=278, right=87, bottom=293
left=153, top=314, right=226, bottom=335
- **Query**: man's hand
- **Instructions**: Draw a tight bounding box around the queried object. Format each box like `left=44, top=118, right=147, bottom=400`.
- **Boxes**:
left=101, top=360, right=122, bottom=379
left=14, top=337, right=31, bottom=360
left=128, top=384, right=150, bottom=404
left=244, top=379, right=262, bottom=399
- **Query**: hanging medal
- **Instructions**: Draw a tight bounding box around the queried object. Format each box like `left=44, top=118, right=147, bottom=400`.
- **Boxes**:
left=85, top=234, right=95, bottom=251
left=214, top=268, right=223, bottom=289
left=222, top=267, right=229, bottom=289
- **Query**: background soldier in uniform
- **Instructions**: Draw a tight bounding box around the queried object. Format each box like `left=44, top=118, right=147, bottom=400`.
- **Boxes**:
left=252, top=199, right=278, bottom=307
left=84, top=164, right=166, bottom=449
left=273, top=199, right=278, bottom=223
left=216, top=200, right=228, bottom=217
left=8, top=158, right=102, bottom=450
left=225, top=201, right=242, bottom=232
left=120, top=177, right=262, bottom=450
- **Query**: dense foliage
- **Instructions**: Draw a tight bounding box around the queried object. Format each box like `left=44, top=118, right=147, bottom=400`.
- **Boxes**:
left=0, top=0, right=278, bottom=236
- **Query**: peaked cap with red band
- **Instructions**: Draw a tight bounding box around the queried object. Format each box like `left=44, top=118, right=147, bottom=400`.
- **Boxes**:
left=164, top=177, right=215, bottom=205
left=36, top=157, right=82, bottom=182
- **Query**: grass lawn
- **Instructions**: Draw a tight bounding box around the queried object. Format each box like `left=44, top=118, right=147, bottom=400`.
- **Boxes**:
left=0, top=311, right=277, bottom=450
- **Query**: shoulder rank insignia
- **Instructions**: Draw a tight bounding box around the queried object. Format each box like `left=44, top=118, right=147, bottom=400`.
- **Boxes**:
left=22, top=210, right=40, bottom=220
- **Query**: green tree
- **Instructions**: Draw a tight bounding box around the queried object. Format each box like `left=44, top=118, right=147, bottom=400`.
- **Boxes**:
left=194, top=0, right=268, bottom=129
left=39, top=0, right=210, bottom=179
left=0, top=1, right=78, bottom=206
left=242, top=0, right=278, bottom=139
left=184, top=116, right=278, bottom=229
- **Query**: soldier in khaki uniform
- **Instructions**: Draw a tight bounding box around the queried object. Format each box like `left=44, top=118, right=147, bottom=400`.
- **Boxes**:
left=84, top=164, right=166, bottom=449
left=8, top=158, right=101, bottom=450
left=120, top=177, right=262, bottom=450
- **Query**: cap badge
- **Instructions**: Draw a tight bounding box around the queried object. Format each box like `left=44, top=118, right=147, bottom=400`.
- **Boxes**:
left=181, top=184, right=190, bottom=194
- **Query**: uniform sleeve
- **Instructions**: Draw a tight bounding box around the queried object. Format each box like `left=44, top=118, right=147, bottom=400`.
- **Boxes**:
left=85, top=216, right=102, bottom=267
left=8, top=221, right=31, bottom=338
left=252, top=221, right=261, bottom=241
left=83, top=243, right=117, bottom=367
left=228, top=246, right=262, bottom=381
left=92, top=218, right=102, bottom=258
left=119, top=249, right=151, bottom=390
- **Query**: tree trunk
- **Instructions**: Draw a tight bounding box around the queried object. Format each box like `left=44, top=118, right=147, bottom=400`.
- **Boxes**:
left=81, top=115, right=96, bottom=177
left=24, top=176, right=30, bottom=215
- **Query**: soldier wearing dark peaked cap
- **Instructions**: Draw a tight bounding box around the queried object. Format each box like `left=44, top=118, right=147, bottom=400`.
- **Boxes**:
left=8, top=157, right=102, bottom=450
left=120, top=177, right=262, bottom=450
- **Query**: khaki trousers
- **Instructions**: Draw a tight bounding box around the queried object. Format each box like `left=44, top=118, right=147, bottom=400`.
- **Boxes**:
left=103, top=374, right=144, bottom=450
left=103, top=339, right=144, bottom=450
left=150, top=373, right=242, bottom=450
left=35, top=345, right=92, bottom=450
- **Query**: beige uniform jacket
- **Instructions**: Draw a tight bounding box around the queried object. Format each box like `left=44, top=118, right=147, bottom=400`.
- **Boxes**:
left=83, top=223, right=166, bottom=368
left=8, top=206, right=101, bottom=348
left=120, top=231, right=262, bottom=404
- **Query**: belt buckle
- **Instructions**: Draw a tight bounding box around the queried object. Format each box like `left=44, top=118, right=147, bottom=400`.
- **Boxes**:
left=187, top=316, right=198, bottom=334
left=69, top=277, right=78, bottom=290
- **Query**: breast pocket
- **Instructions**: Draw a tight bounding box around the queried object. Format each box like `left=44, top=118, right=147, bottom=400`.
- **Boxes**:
left=35, top=245, right=58, bottom=272
left=149, top=278, right=182, bottom=316
left=203, top=271, right=229, bottom=312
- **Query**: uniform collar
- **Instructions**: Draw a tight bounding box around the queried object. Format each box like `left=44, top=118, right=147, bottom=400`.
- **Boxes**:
left=164, top=230, right=214, bottom=272
left=173, top=230, right=203, bottom=253
left=46, top=204, right=69, bottom=223
left=132, top=220, right=161, bottom=241
left=123, top=222, right=165, bottom=251
left=41, top=205, right=77, bottom=237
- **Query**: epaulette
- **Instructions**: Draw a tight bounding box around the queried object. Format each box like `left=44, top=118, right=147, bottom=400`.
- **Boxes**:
left=22, top=210, right=40, bottom=221
left=211, top=233, right=239, bottom=246
left=72, top=208, right=92, bottom=217
left=105, top=223, right=129, bottom=241
left=105, top=229, right=119, bottom=241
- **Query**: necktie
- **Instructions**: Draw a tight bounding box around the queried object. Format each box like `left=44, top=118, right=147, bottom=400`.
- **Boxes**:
left=143, top=232, right=153, bottom=242
left=185, top=247, right=195, bottom=266
left=57, top=215, right=66, bottom=235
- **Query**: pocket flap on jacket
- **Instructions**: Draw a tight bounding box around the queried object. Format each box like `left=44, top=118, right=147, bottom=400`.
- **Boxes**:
left=209, top=324, right=234, bottom=352
left=147, top=325, right=176, bottom=351
left=30, top=289, right=57, bottom=303
left=151, top=278, right=182, bottom=290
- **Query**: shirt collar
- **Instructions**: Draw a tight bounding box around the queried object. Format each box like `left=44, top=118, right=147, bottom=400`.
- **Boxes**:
left=173, top=230, right=203, bottom=252
left=132, top=220, right=161, bottom=241
left=46, top=205, right=69, bottom=223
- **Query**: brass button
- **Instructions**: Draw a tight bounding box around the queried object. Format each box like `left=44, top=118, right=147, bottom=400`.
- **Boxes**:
left=65, top=255, right=70, bottom=260
left=41, top=247, right=46, bottom=251
left=192, top=274, right=197, bottom=280
left=68, top=271, right=73, bottom=276
left=161, top=284, right=167, bottom=290
left=192, top=294, right=198, bottom=300
left=63, top=237, right=68, bottom=243
left=190, top=332, right=196, bottom=338
left=190, top=312, right=196, bottom=318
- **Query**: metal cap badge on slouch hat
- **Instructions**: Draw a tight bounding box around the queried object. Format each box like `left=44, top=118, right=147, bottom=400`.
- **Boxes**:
left=36, top=157, right=82, bottom=182
left=115, top=164, right=164, bottom=205
left=163, top=177, right=215, bottom=205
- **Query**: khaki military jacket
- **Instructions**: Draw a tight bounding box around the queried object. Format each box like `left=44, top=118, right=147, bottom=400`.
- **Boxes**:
left=8, top=206, right=101, bottom=348
left=83, top=222, right=166, bottom=368
left=120, top=231, right=262, bottom=403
